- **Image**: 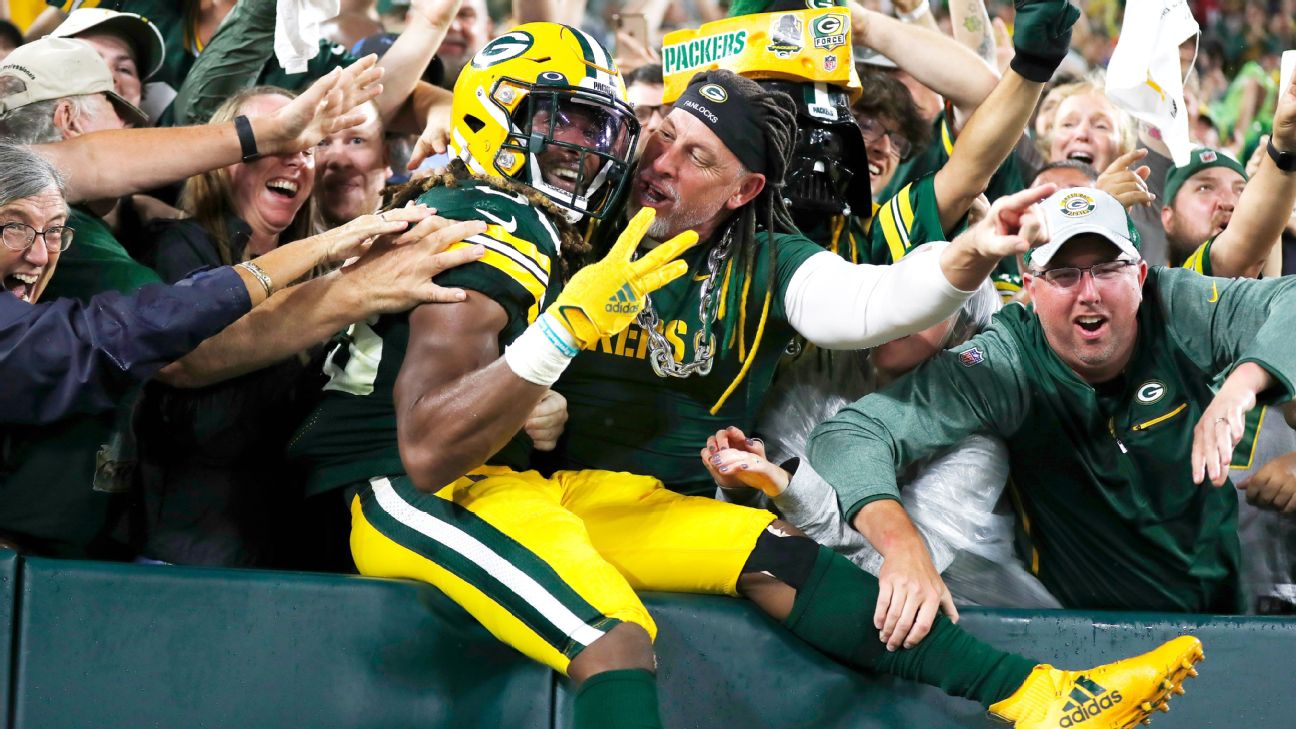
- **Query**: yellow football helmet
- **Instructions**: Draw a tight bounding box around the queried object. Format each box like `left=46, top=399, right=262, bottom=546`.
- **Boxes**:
left=449, top=22, right=639, bottom=221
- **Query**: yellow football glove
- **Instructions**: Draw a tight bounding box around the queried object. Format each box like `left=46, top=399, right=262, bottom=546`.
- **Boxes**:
left=548, top=207, right=699, bottom=349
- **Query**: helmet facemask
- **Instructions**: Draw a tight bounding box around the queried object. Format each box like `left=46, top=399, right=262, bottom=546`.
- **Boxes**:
left=499, top=84, right=640, bottom=222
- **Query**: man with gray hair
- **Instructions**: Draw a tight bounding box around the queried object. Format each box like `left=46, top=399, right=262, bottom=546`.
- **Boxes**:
left=809, top=187, right=1296, bottom=617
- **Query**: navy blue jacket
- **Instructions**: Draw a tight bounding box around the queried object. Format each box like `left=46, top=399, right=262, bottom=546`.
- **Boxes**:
left=0, top=267, right=250, bottom=425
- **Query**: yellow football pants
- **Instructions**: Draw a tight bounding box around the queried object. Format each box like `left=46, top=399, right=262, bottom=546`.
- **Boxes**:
left=350, top=465, right=776, bottom=674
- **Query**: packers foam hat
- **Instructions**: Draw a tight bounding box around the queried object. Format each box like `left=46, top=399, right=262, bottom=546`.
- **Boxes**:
left=729, top=0, right=846, bottom=15
left=1025, top=187, right=1142, bottom=268
left=1163, top=146, right=1247, bottom=207
left=50, top=8, right=166, bottom=81
left=0, top=37, right=149, bottom=127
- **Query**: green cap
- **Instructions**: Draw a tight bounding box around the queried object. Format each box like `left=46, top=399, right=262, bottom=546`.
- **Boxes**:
left=1163, top=147, right=1248, bottom=208
left=727, top=0, right=846, bottom=17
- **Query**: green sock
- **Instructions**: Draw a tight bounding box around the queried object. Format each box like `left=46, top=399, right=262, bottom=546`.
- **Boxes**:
left=783, top=546, right=1036, bottom=707
left=572, top=668, right=662, bottom=729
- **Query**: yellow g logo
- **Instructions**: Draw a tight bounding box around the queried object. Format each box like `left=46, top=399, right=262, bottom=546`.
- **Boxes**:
left=699, top=84, right=728, bottom=103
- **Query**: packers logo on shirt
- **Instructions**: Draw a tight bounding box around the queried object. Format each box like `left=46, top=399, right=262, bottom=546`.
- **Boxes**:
left=1059, top=192, right=1097, bottom=217
left=1136, top=380, right=1166, bottom=404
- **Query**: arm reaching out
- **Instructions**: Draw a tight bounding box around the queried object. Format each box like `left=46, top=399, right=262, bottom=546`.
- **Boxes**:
left=41, top=58, right=384, bottom=203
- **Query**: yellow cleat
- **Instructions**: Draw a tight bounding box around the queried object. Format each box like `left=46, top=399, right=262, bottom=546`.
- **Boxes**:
left=988, top=635, right=1204, bottom=729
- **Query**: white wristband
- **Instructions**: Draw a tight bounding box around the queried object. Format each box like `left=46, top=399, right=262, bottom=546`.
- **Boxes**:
left=897, top=1, right=931, bottom=22
left=504, top=312, right=579, bottom=387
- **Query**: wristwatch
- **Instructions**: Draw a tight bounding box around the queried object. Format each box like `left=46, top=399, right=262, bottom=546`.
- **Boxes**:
left=1268, top=137, right=1296, bottom=172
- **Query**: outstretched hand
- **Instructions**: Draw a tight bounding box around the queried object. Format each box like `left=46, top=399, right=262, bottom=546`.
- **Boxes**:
left=967, top=182, right=1057, bottom=259
left=263, top=56, right=385, bottom=156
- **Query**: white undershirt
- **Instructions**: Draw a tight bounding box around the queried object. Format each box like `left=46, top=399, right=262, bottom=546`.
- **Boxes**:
left=783, top=242, right=975, bottom=350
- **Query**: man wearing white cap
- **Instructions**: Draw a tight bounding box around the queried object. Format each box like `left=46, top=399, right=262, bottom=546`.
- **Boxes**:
left=808, top=186, right=1296, bottom=615
left=50, top=8, right=165, bottom=113
left=0, top=36, right=147, bottom=136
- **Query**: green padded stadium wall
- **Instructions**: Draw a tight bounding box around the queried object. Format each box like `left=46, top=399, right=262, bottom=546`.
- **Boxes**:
left=0, top=550, right=16, bottom=728
left=8, top=557, right=1296, bottom=728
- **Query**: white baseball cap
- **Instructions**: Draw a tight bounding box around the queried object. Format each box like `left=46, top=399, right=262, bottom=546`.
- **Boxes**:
left=51, top=8, right=166, bottom=81
left=0, top=37, right=149, bottom=127
left=1025, top=187, right=1142, bottom=269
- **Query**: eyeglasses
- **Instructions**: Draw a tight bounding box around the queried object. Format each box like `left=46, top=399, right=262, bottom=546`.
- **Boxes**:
left=633, top=104, right=665, bottom=126
left=855, top=115, right=912, bottom=160
left=1037, top=259, right=1136, bottom=288
left=1, top=222, right=74, bottom=254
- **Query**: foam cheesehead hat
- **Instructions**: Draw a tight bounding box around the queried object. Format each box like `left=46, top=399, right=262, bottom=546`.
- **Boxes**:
left=1025, top=187, right=1142, bottom=269
left=50, top=8, right=166, bottom=82
left=0, top=37, right=149, bottom=126
left=1162, top=146, right=1247, bottom=208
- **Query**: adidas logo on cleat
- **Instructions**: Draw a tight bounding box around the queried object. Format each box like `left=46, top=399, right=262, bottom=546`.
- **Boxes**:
left=1058, top=677, right=1123, bottom=727
left=605, top=284, right=639, bottom=313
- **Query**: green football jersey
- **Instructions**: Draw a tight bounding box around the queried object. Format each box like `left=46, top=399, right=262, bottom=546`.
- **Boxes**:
left=797, top=172, right=945, bottom=267
left=544, top=230, right=823, bottom=495
left=811, top=267, right=1296, bottom=612
left=287, top=181, right=566, bottom=496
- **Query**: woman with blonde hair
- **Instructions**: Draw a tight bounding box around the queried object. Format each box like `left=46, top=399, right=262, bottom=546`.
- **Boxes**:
left=154, top=87, right=320, bottom=278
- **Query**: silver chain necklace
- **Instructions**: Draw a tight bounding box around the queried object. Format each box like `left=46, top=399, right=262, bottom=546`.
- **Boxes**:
left=635, top=226, right=735, bottom=378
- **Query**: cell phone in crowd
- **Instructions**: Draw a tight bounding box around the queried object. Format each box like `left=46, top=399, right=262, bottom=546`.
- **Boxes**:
left=614, top=12, right=651, bottom=55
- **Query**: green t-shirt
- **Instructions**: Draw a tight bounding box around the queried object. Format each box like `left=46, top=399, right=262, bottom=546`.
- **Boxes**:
left=288, top=180, right=566, bottom=496
left=810, top=267, right=1296, bottom=612
left=545, top=230, right=823, bottom=494
left=43, top=206, right=161, bottom=303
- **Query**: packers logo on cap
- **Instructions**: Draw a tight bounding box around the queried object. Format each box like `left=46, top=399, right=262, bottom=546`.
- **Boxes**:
left=700, top=84, right=728, bottom=103
left=472, top=31, right=534, bottom=69
left=1060, top=192, right=1096, bottom=217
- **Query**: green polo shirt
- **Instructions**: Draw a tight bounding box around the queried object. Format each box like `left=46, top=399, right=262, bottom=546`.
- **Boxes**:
left=43, top=206, right=161, bottom=302
left=809, top=267, right=1296, bottom=612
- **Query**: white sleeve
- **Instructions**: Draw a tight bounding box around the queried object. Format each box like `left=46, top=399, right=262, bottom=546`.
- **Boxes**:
left=783, top=243, right=975, bottom=350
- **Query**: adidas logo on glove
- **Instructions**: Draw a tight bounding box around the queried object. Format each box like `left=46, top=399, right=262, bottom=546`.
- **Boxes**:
left=604, top=283, right=640, bottom=314
left=1058, top=677, right=1123, bottom=727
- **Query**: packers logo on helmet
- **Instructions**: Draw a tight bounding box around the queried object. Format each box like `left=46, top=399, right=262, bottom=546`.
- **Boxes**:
left=471, top=31, right=535, bottom=69
left=449, top=22, right=640, bottom=222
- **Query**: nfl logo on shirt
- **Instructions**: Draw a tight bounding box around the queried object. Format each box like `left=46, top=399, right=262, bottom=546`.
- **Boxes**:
left=959, top=347, right=984, bottom=367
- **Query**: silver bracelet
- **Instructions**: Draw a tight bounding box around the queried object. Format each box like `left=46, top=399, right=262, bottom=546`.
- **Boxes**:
left=236, top=261, right=273, bottom=298
left=897, top=1, right=931, bottom=22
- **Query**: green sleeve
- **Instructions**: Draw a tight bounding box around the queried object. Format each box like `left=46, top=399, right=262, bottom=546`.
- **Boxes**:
left=769, top=232, right=827, bottom=320
left=1156, top=266, right=1296, bottom=401
left=170, top=0, right=277, bottom=126
left=806, top=325, right=1030, bottom=521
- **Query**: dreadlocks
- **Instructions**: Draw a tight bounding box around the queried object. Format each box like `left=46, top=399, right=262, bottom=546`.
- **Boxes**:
left=690, top=70, right=799, bottom=412
left=383, top=159, right=590, bottom=275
